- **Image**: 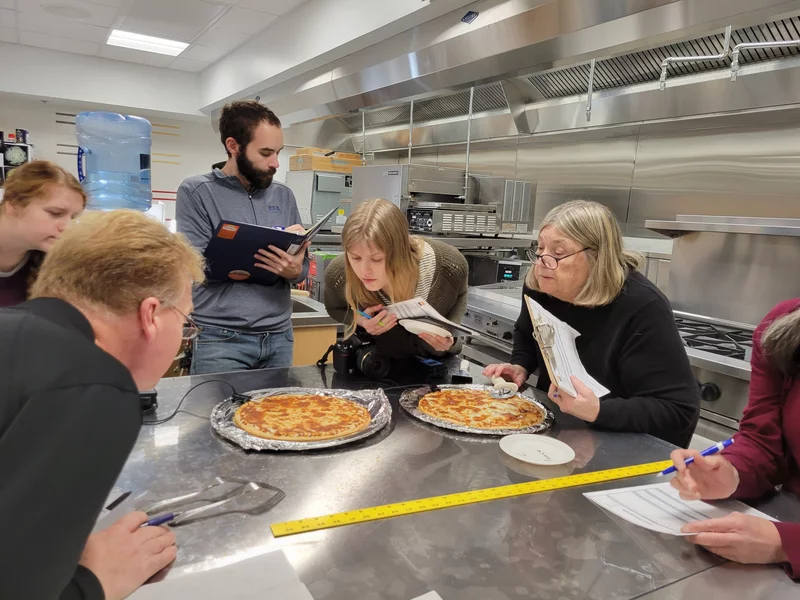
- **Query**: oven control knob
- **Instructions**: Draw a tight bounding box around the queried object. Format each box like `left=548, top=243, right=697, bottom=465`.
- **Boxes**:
left=699, top=382, right=721, bottom=402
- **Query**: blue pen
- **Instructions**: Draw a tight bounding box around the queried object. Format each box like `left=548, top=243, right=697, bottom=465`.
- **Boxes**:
left=357, top=309, right=386, bottom=327
left=143, top=513, right=176, bottom=527
left=658, top=438, right=734, bottom=477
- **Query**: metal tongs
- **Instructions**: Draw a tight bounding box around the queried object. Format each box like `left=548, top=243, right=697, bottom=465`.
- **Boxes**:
left=139, top=476, right=285, bottom=527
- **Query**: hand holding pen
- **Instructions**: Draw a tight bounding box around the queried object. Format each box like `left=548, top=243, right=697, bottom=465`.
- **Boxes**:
left=663, top=438, right=741, bottom=501
left=355, top=305, right=397, bottom=336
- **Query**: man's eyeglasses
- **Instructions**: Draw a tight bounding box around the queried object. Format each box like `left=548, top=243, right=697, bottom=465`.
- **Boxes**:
left=526, top=245, right=590, bottom=270
left=172, top=307, right=202, bottom=341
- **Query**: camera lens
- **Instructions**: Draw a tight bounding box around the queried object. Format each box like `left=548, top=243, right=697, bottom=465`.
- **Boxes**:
left=356, top=347, right=391, bottom=379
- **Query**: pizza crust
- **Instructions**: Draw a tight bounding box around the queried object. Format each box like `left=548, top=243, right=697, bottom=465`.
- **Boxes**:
left=418, top=388, right=545, bottom=430
left=233, top=393, right=372, bottom=442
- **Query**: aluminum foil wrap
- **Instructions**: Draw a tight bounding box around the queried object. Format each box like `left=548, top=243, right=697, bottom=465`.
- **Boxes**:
left=211, top=387, right=391, bottom=451
left=400, top=384, right=554, bottom=436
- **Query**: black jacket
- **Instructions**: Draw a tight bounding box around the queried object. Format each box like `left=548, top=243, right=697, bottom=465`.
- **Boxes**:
left=0, top=298, right=141, bottom=599
left=511, top=271, right=700, bottom=447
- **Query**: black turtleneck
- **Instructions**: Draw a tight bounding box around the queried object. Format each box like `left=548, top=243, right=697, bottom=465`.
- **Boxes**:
left=0, top=298, right=141, bottom=599
left=511, top=271, right=700, bottom=447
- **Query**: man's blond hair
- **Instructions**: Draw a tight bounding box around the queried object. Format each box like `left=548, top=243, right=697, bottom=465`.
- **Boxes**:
left=30, top=210, right=205, bottom=314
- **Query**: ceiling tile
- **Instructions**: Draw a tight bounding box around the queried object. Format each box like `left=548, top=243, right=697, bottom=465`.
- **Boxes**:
left=215, top=6, right=277, bottom=34
left=99, top=44, right=175, bottom=67
left=237, top=0, right=305, bottom=15
left=195, top=26, right=249, bottom=50
left=181, top=44, right=227, bottom=62
left=0, top=8, right=14, bottom=28
left=0, top=25, right=16, bottom=43
left=20, top=30, right=101, bottom=56
left=17, top=13, right=110, bottom=43
left=169, top=56, right=210, bottom=72
left=118, top=0, right=227, bottom=42
left=16, top=0, right=121, bottom=27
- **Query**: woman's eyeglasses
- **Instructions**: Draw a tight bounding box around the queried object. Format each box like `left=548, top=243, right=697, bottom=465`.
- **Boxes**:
left=526, top=246, right=590, bottom=270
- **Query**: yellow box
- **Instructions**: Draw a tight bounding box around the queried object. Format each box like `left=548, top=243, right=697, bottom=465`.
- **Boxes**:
left=295, top=148, right=362, bottom=162
left=289, top=155, right=362, bottom=173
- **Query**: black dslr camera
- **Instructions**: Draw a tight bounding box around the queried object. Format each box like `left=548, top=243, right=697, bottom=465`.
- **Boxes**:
left=332, top=332, right=391, bottom=379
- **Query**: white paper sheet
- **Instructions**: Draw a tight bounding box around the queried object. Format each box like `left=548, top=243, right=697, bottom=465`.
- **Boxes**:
left=411, top=593, right=444, bottom=600
left=524, top=296, right=610, bottom=398
left=385, top=297, right=474, bottom=335
left=584, top=482, right=776, bottom=536
left=129, top=550, right=314, bottom=600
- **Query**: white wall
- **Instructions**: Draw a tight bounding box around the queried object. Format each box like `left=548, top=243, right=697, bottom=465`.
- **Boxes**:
left=0, top=97, right=223, bottom=221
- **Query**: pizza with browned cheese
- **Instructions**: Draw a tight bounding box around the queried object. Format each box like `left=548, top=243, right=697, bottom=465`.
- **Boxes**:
left=418, top=388, right=545, bottom=430
left=233, top=393, right=372, bottom=441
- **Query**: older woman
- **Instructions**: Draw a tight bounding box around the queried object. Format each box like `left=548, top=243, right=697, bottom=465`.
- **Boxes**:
left=484, top=200, right=699, bottom=447
left=668, top=299, right=800, bottom=578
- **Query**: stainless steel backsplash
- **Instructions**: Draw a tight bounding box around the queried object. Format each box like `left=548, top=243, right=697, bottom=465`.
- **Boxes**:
left=367, top=108, right=800, bottom=241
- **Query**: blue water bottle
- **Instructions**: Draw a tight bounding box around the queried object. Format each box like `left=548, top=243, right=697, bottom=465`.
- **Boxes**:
left=76, top=112, right=152, bottom=211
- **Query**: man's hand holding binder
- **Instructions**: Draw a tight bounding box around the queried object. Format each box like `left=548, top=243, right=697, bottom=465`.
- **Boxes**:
left=254, top=224, right=309, bottom=280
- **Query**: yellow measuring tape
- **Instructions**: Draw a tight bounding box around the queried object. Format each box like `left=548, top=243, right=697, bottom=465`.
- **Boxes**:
left=271, top=459, right=672, bottom=538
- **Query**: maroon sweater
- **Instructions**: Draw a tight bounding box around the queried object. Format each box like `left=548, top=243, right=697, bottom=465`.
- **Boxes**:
left=723, top=298, right=800, bottom=578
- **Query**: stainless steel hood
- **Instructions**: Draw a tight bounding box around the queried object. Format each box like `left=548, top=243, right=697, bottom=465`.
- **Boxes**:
left=646, top=215, right=800, bottom=237
left=253, top=0, right=800, bottom=133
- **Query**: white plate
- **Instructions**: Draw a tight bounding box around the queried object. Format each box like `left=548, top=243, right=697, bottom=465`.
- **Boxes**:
left=499, top=434, right=576, bottom=466
left=398, top=319, right=452, bottom=338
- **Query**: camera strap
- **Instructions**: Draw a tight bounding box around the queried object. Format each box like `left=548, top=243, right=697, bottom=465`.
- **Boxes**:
left=317, top=344, right=337, bottom=367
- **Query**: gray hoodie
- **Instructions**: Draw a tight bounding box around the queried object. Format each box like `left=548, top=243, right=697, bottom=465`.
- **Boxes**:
left=176, top=169, right=310, bottom=332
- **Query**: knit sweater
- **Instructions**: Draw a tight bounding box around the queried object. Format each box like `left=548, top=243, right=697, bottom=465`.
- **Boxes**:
left=324, top=238, right=468, bottom=359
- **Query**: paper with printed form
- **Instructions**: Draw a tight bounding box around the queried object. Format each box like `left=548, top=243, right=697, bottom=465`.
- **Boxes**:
left=385, top=297, right=474, bottom=336
left=584, top=482, right=776, bottom=536
left=524, top=296, right=610, bottom=398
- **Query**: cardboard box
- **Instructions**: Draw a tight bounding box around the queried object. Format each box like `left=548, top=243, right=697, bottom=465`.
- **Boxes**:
left=295, top=147, right=362, bottom=161
left=289, top=154, right=362, bottom=173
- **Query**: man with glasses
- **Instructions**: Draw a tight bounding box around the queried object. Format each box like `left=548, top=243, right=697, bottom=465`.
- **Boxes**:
left=0, top=210, right=205, bottom=600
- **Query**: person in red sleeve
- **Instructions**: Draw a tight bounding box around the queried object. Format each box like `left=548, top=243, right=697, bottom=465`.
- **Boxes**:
left=669, top=298, right=800, bottom=579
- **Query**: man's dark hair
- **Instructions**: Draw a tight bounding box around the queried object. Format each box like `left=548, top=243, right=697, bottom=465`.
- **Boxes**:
left=218, top=100, right=281, bottom=157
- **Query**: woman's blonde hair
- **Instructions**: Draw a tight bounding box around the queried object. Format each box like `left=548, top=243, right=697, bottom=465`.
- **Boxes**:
left=526, top=199, right=642, bottom=306
left=761, top=309, right=800, bottom=376
left=31, top=210, right=205, bottom=315
left=342, top=198, right=420, bottom=336
left=1, top=160, right=86, bottom=211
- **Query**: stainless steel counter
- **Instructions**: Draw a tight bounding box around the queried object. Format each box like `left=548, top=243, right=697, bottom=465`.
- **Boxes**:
left=290, top=295, right=337, bottom=329
left=116, top=360, right=799, bottom=599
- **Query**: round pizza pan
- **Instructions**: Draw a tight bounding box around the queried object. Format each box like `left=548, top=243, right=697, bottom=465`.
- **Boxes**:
left=399, top=384, right=554, bottom=436
left=211, top=387, right=392, bottom=451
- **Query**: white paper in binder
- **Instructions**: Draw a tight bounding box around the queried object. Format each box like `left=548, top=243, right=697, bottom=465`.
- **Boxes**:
left=524, top=296, right=610, bottom=398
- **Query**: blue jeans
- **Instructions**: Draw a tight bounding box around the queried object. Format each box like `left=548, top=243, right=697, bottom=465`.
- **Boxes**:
left=190, top=326, right=294, bottom=375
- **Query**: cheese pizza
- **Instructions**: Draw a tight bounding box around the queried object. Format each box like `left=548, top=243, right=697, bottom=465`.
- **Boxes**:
left=233, top=393, right=372, bottom=442
left=418, top=388, right=545, bottom=430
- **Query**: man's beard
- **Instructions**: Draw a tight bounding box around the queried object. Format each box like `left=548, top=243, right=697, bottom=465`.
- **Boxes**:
left=236, top=152, right=276, bottom=190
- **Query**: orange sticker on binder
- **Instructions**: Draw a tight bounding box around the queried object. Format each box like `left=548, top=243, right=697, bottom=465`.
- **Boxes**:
left=218, top=224, right=239, bottom=239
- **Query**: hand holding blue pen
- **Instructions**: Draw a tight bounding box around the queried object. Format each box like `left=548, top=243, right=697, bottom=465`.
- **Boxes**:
left=357, top=308, right=387, bottom=328
left=144, top=512, right=176, bottom=527
left=658, top=438, right=734, bottom=476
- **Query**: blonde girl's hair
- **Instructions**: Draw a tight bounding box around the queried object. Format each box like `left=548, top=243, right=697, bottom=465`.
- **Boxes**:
left=342, top=198, right=420, bottom=336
